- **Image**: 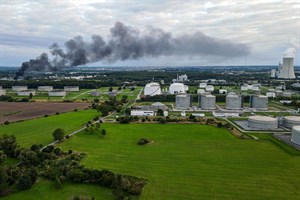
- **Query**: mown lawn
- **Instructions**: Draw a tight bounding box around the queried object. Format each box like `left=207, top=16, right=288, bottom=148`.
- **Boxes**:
left=0, top=109, right=99, bottom=148
left=54, top=124, right=300, bottom=200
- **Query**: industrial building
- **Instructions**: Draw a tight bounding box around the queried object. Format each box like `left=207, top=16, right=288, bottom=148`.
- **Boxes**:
left=0, top=89, right=6, bottom=96
left=151, top=102, right=168, bottom=111
left=284, top=116, right=300, bottom=129
left=200, top=94, right=216, bottom=110
left=291, top=126, right=300, bottom=145
left=276, top=57, right=295, bottom=79
left=226, top=92, right=242, bottom=110
left=17, top=90, right=36, bottom=96
left=38, top=86, right=53, bottom=91
left=64, top=86, right=79, bottom=92
left=169, top=83, right=188, bottom=94
left=12, top=86, right=28, bottom=91
left=175, top=94, right=191, bottom=110
left=144, top=82, right=161, bottom=96
left=248, top=116, right=278, bottom=129
left=48, top=90, right=66, bottom=97
left=130, top=110, right=154, bottom=116
left=250, top=95, right=268, bottom=111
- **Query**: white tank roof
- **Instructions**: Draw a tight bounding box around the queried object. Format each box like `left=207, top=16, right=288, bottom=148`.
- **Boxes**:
left=248, top=116, right=277, bottom=122
left=293, top=125, right=300, bottom=132
left=284, top=116, right=300, bottom=122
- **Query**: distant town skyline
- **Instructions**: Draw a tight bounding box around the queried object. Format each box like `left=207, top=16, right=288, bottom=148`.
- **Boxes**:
left=0, top=0, right=299, bottom=67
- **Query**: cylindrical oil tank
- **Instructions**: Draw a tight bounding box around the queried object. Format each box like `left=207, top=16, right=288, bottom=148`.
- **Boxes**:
left=248, top=116, right=277, bottom=129
left=226, top=93, right=242, bottom=110
left=144, top=82, right=161, bottom=96
left=251, top=95, right=268, bottom=110
left=200, top=94, right=216, bottom=110
left=205, top=85, right=214, bottom=92
left=175, top=94, right=191, bottom=109
left=291, top=126, right=300, bottom=145
left=284, top=116, right=300, bottom=129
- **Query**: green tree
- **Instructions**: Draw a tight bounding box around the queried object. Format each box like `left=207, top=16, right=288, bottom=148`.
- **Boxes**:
left=108, top=87, right=113, bottom=92
left=0, top=134, right=17, bottom=157
left=0, top=151, right=6, bottom=164
left=101, top=129, right=106, bottom=137
left=52, top=128, right=65, bottom=141
left=17, top=175, right=33, bottom=190
left=156, top=109, right=164, bottom=116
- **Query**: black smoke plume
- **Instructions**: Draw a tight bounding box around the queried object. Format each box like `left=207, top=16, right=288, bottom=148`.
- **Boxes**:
left=15, top=22, right=250, bottom=77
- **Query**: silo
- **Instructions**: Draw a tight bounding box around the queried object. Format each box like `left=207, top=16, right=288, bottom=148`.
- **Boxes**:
left=250, top=95, right=268, bottom=110
left=248, top=116, right=278, bottom=129
left=144, top=82, right=161, bottom=96
left=284, top=116, right=300, bottom=129
left=226, top=93, right=242, bottom=110
left=291, top=126, right=300, bottom=145
left=200, top=94, right=216, bottom=110
left=175, top=94, right=191, bottom=109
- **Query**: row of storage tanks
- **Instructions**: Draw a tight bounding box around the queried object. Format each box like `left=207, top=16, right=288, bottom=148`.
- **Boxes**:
left=0, top=86, right=79, bottom=97
left=247, top=115, right=300, bottom=145
left=248, top=116, right=300, bottom=129
left=175, top=92, right=268, bottom=110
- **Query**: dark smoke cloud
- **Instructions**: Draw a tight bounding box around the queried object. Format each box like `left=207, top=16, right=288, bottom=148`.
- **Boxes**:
left=16, top=22, right=250, bottom=77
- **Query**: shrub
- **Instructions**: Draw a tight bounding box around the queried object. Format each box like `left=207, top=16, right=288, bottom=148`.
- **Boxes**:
left=55, top=112, right=59, bottom=115
left=44, top=114, right=48, bottom=117
left=4, top=121, right=10, bottom=125
left=137, top=138, right=151, bottom=145
left=52, top=128, right=65, bottom=141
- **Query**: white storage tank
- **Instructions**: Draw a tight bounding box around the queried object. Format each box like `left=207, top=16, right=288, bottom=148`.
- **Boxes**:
left=226, top=93, right=242, bottom=110
left=248, top=116, right=278, bottom=129
left=266, top=92, right=276, bottom=98
left=17, top=90, right=36, bottom=96
left=169, top=83, right=187, bottom=94
left=284, top=116, right=300, bottom=129
left=38, top=86, right=53, bottom=91
left=199, top=83, right=207, bottom=88
left=49, top=90, right=66, bottom=97
left=144, top=82, right=161, bottom=96
left=205, top=85, right=214, bottom=92
left=197, top=89, right=205, bottom=94
left=0, top=89, right=6, bottom=96
left=291, top=126, right=300, bottom=145
left=250, top=95, right=268, bottom=111
left=241, top=85, right=248, bottom=91
left=175, top=94, right=191, bottom=109
left=64, top=86, right=79, bottom=92
left=12, top=86, right=28, bottom=91
left=200, top=94, right=216, bottom=110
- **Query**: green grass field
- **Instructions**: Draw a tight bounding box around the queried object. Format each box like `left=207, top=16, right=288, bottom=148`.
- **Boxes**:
left=0, top=109, right=99, bottom=148
left=3, top=123, right=300, bottom=199
left=54, top=124, right=300, bottom=200
left=1, top=179, right=113, bottom=200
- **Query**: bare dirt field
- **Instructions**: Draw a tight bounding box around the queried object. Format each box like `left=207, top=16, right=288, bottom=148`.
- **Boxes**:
left=0, top=102, right=91, bottom=124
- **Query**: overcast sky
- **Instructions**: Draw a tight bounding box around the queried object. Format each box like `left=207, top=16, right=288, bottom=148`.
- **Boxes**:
left=0, top=0, right=299, bottom=67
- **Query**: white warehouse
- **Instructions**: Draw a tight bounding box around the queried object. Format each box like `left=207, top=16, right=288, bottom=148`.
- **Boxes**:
left=130, top=110, right=154, bottom=116
left=12, top=86, right=28, bottom=91
left=38, top=86, right=53, bottom=91
left=64, top=86, right=79, bottom=92
left=144, top=82, right=161, bottom=96
left=49, top=90, right=66, bottom=97
left=17, top=90, right=36, bottom=96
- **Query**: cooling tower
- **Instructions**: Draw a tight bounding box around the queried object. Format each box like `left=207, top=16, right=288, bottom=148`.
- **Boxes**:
left=277, top=57, right=295, bottom=79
